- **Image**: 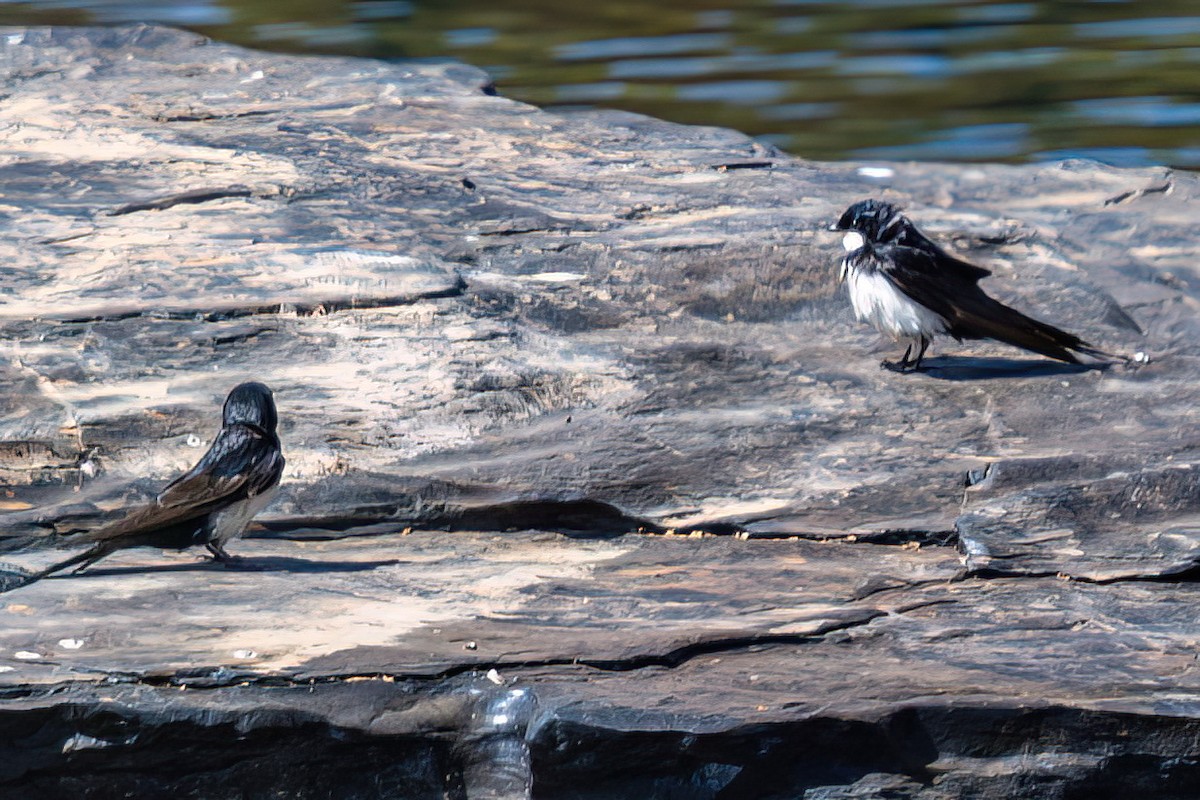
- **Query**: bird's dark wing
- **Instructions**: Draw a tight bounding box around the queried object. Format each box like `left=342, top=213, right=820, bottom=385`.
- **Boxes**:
left=895, top=226, right=992, bottom=283
left=157, top=424, right=282, bottom=506
left=872, top=243, right=993, bottom=321
left=878, top=244, right=1112, bottom=364
left=79, top=424, right=283, bottom=547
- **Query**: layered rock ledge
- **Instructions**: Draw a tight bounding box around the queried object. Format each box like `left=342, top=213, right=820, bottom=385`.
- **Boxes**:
left=1, top=25, right=1200, bottom=799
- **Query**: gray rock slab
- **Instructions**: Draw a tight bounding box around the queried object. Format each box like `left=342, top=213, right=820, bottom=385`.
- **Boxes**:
left=959, top=456, right=1200, bottom=580
left=1, top=532, right=960, bottom=684
left=2, top=23, right=1200, bottom=799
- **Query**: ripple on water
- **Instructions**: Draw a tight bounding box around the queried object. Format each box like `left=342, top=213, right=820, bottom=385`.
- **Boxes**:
left=556, top=33, right=732, bottom=62
left=2, top=1, right=1200, bottom=167
left=1073, top=97, right=1200, bottom=127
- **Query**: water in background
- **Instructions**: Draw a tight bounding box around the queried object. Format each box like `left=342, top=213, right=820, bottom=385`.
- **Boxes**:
left=2, top=0, right=1199, bottom=167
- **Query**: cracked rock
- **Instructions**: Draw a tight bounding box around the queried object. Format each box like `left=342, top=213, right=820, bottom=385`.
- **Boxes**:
left=1, top=23, right=1200, bottom=800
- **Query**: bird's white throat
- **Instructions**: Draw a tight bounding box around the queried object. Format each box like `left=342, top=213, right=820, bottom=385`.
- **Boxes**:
left=842, top=231, right=865, bottom=253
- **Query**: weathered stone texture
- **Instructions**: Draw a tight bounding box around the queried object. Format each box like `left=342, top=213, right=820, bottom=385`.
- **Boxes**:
left=1, top=24, right=1200, bottom=799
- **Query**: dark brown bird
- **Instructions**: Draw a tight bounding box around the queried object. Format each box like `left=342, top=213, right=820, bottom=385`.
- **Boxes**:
left=20, top=381, right=284, bottom=584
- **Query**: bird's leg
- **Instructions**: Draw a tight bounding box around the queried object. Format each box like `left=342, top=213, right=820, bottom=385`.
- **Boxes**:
left=882, top=341, right=917, bottom=373
left=912, top=336, right=930, bottom=371
left=206, top=542, right=234, bottom=562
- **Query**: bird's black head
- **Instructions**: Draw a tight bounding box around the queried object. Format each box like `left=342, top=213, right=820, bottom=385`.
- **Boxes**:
left=222, top=382, right=278, bottom=433
left=834, top=199, right=905, bottom=244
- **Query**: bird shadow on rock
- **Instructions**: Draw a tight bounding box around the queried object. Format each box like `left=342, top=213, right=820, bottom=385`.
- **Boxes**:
left=39, top=556, right=408, bottom=580
left=917, top=355, right=1096, bottom=381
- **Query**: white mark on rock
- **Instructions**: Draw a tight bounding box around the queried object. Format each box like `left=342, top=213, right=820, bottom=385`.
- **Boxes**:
left=186, top=434, right=203, bottom=448
left=240, top=69, right=265, bottom=84
left=857, top=166, right=894, bottom=179
left=525, top=272, right=587, bottom=283
left=232, top=649, right=258, bottom=659
left=62, top=733, right=116, bottom=753
left=1134, top=351, right=1150, bottom=363
left=57, top=639, right=85, bottom=650
left=14, top=651, right=41, bottom=660
left=961, top=538, right=991, bottom=557
left=486, top=668, right=504, bottom=685
left=0, top=666, right=14, bottom=673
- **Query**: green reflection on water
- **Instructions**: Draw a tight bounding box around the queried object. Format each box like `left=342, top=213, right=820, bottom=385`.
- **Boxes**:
left=1, top=0, right=1199, bottom=166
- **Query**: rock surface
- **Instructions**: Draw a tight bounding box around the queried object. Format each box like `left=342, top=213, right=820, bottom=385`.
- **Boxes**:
left=1, top=24, right=1200, bottom=799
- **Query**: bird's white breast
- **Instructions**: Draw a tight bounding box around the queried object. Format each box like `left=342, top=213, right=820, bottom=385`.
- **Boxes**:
left=844, top=263, right=946, bottom=340
left=207, top=486, right=278, bottom=547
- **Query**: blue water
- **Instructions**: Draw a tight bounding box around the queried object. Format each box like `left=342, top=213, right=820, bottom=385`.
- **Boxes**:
left=1, top=0, right=1198, bottom=168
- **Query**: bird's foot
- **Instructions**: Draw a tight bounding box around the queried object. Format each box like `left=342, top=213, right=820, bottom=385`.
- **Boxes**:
left=206, top=543, right=265, bottom=570
left=880, top=359, right=923, bottom=374
left=208, top=552, right=267, bottom=571
left=1119, top=351, right=1150, bottom=371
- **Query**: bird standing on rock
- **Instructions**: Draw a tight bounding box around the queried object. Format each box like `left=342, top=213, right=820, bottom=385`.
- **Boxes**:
left=20, top=381, right=285, bottom=584
left=832, top=199, right=1126, bottom=372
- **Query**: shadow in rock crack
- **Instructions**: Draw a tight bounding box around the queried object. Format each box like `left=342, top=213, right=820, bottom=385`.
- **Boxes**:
left=34, top=556, right=408, bottom=581
left=0, top=701, right=463, bottom=798
left=449, top=499, right=663, bottom=538
left=531, top=706, right=939, bottom=800
left=257, top=498, right=664, bottom=541
left=967, top=559, right=1200, bottom=586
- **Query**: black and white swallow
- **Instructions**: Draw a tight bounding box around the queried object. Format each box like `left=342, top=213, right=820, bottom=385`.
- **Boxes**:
left=833, top=199, right=1127, bottom=372
left=25, top=382, right=285, bottom=583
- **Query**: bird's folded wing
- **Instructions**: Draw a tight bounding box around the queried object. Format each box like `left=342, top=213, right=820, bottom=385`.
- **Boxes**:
left=82, top=426, right=280, bottom=544
left=896, top=229, right=993, bottom=282
left=877, top=245, right=983, bottom=323
left=882, top=245, right=1099, bottom=362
